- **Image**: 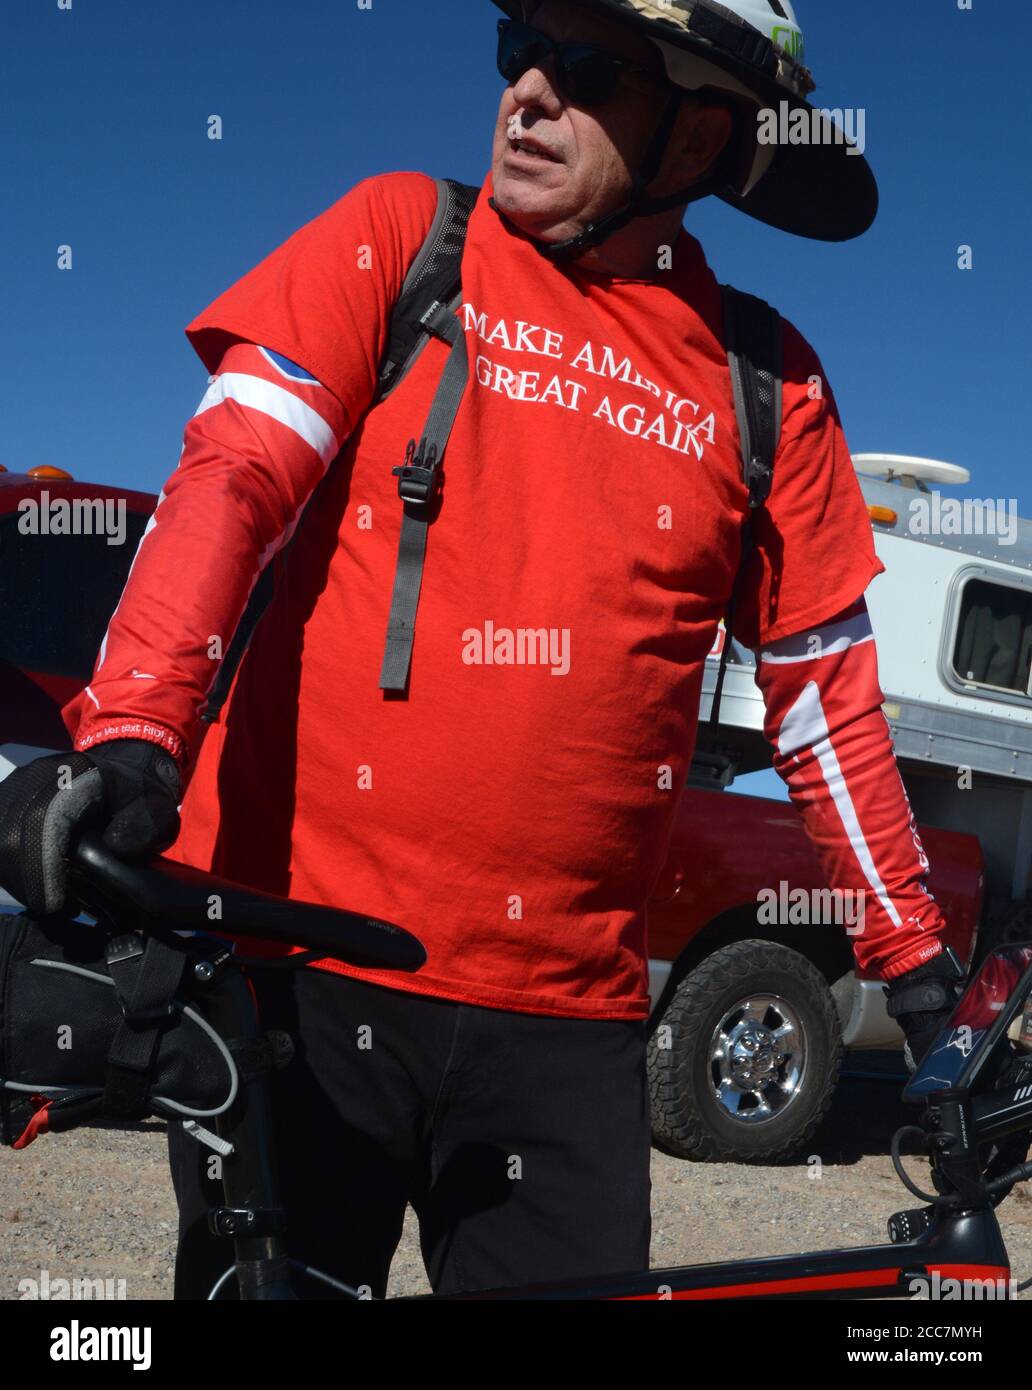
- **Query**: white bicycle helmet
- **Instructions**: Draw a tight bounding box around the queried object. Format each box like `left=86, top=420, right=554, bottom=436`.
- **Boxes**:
left=492, top=0, right=877, bottom=251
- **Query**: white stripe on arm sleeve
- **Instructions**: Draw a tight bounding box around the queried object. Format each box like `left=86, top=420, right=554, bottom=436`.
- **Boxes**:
left=754, top=599, right=947, bottom=981
left=66, top=342, right=351, bottom=762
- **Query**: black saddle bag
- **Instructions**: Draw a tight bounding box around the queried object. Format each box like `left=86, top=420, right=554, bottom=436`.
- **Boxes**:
left=0, top=912, right=235, bottom=1148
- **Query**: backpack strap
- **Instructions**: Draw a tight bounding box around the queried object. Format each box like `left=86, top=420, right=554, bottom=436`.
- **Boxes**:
left=377, top=179, right=479, bottom=692
left=376, top=178, right=479, bottom=403
left=201, top=561, right=277, bottom=726
left=378, top=301, right=470, bottom=691
left=709, top=284, right=782, bottom=731
left=201, top=177, right=479, bottom=723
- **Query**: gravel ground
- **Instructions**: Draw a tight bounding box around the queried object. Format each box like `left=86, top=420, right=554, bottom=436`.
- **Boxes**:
left=3, top=1057, right=1030, bottom=1301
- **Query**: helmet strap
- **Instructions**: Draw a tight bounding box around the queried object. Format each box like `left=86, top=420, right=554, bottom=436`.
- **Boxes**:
left=490, top=89, right=723, bottom=265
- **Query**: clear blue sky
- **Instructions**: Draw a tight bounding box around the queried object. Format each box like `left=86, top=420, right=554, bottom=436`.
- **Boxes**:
left=4, top=0, right=1025, bottom=794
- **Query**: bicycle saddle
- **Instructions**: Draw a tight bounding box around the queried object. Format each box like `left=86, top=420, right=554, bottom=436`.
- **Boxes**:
left=69, top=835, right=426, bottom=972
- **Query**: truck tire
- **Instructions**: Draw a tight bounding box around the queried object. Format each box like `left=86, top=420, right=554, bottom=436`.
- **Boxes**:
left=648, top=939, right=843, bottom=1163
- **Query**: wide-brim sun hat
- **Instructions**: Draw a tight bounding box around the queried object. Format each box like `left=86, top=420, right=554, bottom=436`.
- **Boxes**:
left=492, top=0, right=878, bottom=242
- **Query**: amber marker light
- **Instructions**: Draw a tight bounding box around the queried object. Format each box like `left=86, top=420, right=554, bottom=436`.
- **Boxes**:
left=27, top=465, right=74, bottom=481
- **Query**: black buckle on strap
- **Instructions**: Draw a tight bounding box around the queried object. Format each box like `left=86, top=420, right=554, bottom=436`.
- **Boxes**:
left=106, top=933, right=145, bottom=967
left=745, top=454, right=773, bottom=509
left=208, top=1206, right=287, bottom=1239
left=420, top=299, right=459, bottom=342
left=393, top=438, right=441, bottom=506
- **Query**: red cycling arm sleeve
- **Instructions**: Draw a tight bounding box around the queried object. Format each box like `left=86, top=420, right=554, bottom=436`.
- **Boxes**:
left=754, top=598, right=947, bottom=981
left=62, top=343, right=350, bottom=765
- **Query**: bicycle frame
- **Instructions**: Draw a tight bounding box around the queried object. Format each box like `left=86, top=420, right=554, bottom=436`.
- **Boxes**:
left=40, top=838, right=1027, bottom=1302
left=189, top=940, right=1032, bottom=1302
left=436, top=1212, right=1011, bottom=1300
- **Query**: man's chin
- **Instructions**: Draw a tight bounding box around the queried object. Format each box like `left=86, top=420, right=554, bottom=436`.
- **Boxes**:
left=491, top=170, right=576, bottom=242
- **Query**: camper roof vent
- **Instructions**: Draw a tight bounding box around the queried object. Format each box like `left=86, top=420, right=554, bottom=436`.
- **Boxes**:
left=852, top=453, right=970, bottom=490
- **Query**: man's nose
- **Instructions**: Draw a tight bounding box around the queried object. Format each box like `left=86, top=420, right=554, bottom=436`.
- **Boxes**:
left=510, top=58, right=563, bottom=115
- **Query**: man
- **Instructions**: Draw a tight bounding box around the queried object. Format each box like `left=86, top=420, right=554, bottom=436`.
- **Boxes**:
left=0, top=0, right=965, bottom=1297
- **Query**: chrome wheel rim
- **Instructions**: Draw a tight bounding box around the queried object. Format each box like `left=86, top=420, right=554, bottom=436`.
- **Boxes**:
left=709, top=993, right=805, bottom=1124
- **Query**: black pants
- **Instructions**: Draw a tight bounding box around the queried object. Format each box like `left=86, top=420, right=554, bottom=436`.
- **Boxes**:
left=167, top=965, right=652, bottom=1298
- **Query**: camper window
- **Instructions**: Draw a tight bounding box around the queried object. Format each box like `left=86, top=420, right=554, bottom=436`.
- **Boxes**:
left=952, top=577, right=1032, bottom=698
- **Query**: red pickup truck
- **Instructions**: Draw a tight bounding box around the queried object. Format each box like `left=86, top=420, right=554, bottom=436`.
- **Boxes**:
left=0, top=469, right=989, bottom=1164
left=646, top=782, right=982, bottom=1164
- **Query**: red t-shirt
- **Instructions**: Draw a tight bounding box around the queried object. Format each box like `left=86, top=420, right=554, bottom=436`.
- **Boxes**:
left=65, top=170, right=882, bottom=1019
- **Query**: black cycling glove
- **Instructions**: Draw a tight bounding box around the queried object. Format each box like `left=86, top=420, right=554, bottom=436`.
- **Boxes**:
left=884, top=952, right=967, bottom=1073
left=0, top=739, right=181, bottom=917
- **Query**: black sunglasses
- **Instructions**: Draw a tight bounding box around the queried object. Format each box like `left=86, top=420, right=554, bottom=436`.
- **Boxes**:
left=496, top=18, right=661, bottom=107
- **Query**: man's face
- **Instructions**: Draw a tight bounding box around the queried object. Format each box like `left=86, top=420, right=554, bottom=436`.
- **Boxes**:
left=491, top=0, right=674, bottom=240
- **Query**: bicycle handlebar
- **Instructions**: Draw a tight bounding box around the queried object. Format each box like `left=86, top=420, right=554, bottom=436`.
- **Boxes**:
left=69, top=834, right=427, bottom=972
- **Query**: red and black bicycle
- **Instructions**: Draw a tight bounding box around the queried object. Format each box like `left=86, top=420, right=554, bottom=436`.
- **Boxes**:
left=26, top=841, right=1032, bottom=1301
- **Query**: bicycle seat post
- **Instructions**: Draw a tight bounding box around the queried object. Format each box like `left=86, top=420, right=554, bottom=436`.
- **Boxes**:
left=194, top=963, right=296, bottom=1300
left=924, top=1089, right=987, bottom=1209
